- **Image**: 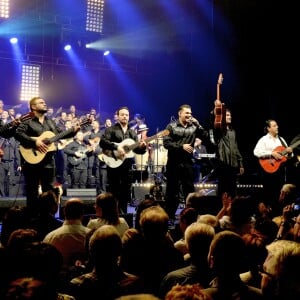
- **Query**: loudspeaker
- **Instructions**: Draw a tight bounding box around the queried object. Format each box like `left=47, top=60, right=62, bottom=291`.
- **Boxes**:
left=66, top=188, right=97, bottom=197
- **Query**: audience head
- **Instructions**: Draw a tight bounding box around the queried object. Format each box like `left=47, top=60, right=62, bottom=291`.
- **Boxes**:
left=185, top=222, right=215, bottom=263
left=63, top=198, right=85, bottom=220
left=6, top=229, right=39, bottom=251
left=0, top=206, right=30, bottom=247
left=37, top=190, right=59, bottom=216
left=208, top=230, right=247, bottom=276
left=94, top=192, right=119, bottom=224
left=278, top=183, right=297, bottom=206
left=165, top=283, right=212, bottom=300
left=88, top=225, right=122, bottom=269
left=135, top=198, right=158, bottom=231
left=4, top=277, right=57, bottom=300
left=261, top=240, right=300, bottom=300
left=139, top=206, right=169, bottom=240
left=178, top=207, right=198, bottom=233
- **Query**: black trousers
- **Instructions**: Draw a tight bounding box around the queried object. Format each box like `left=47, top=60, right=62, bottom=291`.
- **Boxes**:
left=165, top=161, right=195, bottom=219
left=107, top=159, right=133, bottom=214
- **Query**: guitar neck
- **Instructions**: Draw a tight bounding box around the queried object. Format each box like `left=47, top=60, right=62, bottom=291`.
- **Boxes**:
left=127, top=132, right=166, bottom=152
left=48, top=128, right=74, bottom=144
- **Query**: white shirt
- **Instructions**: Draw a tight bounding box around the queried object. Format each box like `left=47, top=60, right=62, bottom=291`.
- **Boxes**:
left=253, top=133, right=288, bottom=158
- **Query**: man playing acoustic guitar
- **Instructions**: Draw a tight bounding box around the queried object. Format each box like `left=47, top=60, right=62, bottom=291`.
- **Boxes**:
left=100, top=106, right=147, bottom=214
left=15, top=97, right=81, bottom=217
left=253, top=119, right=293, bottom=216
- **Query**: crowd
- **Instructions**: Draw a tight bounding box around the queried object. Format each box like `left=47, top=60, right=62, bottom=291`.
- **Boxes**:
left=0, top=185, right=300, bottom=299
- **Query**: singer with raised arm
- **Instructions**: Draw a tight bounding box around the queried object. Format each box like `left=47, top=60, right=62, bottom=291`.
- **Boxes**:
left=163, top=104, right=209, bottom=222
left=209, top=99, right=244, bottom=200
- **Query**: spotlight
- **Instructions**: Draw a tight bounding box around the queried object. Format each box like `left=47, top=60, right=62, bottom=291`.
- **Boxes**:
left=85, top=43, right=91, bottom=48
left=10, top=37, right=18, bottom=44
left=64, top=44, right=72, bottom=51
left=103, top=50, right=110, bottom=56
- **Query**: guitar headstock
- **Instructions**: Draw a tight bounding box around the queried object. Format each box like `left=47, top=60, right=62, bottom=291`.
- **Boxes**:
left=79, top=117, right=92, bottom=128
left=217, top=73, right=223, bottom=86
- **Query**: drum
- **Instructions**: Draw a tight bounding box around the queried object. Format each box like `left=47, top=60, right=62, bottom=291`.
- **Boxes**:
left=134, top=151, right=150, bottom=171
left=151, top=138, right=168, bottom=173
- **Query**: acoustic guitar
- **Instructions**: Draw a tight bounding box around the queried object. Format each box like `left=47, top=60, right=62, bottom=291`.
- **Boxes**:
left=259, top=139, right=300, bottom=173
left=19, top=118, right=91, bottom=164
left=101, top=129, right=170, bottom=168
left=214, top=73, right=226, bottom=130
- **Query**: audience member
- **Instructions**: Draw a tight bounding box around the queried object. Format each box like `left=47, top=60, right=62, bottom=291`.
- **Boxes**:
left=121, top=205, right=184, bottom=296
left=86, top=192, right=129, bottom=238
left=261, top=240, right=300, bottom=300
left=30, top=189, right=63, bottom=240
left=0, top=205, right=30, bottom=248
left=173, top=207, right=199, bottom=257
left=43, top=198, right=90, bottom=269
left=160, top=222, right=215, bottom=298
left=67, top=225, right=143, bottom=300
left=202, top=230, right=263, bottom=299
left=165, top=283, right=212, bottom=300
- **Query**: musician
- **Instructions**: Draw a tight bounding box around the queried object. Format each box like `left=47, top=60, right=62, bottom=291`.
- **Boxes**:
left=0, top=137, right=21, bottom=197
left=130, top=113, right=146, bottom=134
left=209, top=100, right=244, bottom=200
left=15, top=97, right=80, bottom=216
left=64, top=130, right=93, bottom=189
left=85, top=120, right=102, bottom=191
left=163, top=104, right=208, bottom=220
left=0, top=114, right=21, bottom=139
left=253, top=119, right=292, bottom=216
left=100, top=106, right=146, bottom=214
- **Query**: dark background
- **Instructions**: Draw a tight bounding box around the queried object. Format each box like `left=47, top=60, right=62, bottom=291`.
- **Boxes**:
left=0, top=0, right=298, bottom=179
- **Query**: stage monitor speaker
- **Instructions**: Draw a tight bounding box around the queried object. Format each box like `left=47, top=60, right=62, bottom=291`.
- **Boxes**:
left=66, top=188, right=97, bottom=197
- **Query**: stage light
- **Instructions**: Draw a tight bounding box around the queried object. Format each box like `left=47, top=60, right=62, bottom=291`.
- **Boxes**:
left=86, top=0, right=105, bottom=33
left=20, top=64, right=40, bottom=101
left=64, top=44, right=72, bottom=51
left=103, top=50, right=110, bottom=56
left=0, top=0, right=9, bottom=19
left=9, top=37, right=18, bottom=44
left=85, top=43, right=91, bottom=48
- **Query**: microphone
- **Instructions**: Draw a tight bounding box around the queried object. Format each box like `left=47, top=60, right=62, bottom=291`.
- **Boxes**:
left=189, top=116, right=203, bottom=129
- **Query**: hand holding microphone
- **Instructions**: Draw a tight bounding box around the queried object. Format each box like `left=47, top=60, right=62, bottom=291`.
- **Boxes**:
left=189, top=116, right=203, bottom=129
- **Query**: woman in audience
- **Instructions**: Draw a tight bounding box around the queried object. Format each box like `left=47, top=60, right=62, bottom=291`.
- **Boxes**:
left=87, top=192, right=129, bottom=237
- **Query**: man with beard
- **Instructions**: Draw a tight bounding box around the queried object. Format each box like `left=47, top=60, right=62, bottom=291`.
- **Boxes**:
left=100, top=106, right=146, bottom=214
left=15, top=97, right=79, bottom=216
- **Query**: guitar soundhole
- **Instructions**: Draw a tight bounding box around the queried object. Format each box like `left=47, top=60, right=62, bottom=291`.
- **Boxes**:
left=123, top=146, right=130, bottom=152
